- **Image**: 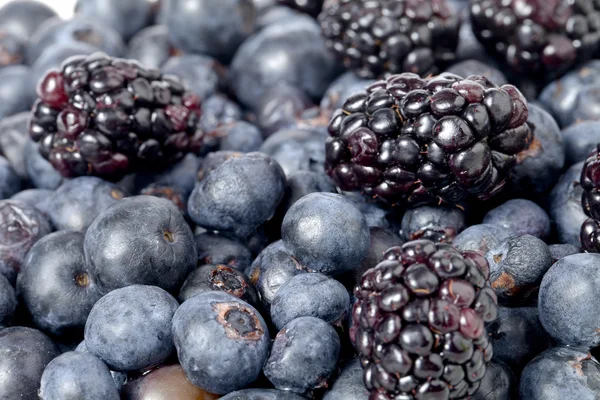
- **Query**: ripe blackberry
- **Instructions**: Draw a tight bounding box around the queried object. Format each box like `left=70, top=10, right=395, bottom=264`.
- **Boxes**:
left=325, top=72, right=533, bottom=207
left=278, top=0, right=323, bottom=17
left=470, top=0, right=600, bottom=79
left=580, top=143, right=600, bottom=252
left=319, top=0, right=460, bottom=79
left=351, top=240, right=498, bottom=399
left=27, top=52, right=205, bottom=180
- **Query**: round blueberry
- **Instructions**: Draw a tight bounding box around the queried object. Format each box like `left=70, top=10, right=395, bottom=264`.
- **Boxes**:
left=562, top=121, right=600, bottom=167
left=400, top=205, right=466, bottom=243
left=323, top=358, right=370, bottom=400
left=453, top=223, right=515, bottom=255
left=218, top=121, right=264, bottom=153
left=548, top=162, right=587, bottom=246
left=221, top=389, right=307, bottom=399
left=127, top=25, right=172, bottom=69
left=483, top=199, right=551, bottom=239
left=195, top=232, right=253, bottom=271
left=179, top=264, right=258, bottom=305
left=75, top=0, right=153, bottom=40
left=0, top=274, right=15, bottom=327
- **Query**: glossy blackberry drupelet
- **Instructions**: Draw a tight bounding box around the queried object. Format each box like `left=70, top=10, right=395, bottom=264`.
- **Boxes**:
left=325, top=73, right=532, bottom=207
left=75, top=0, right=153, bottom=40
left=471, top=360, right=517, bottom=400
left=221, top=389, right=307, bottom=400
left=84, top=195, right=197, bottom=293
left=446, top=61, right=507, bottom=88
left=279, top=0, right=323, bottom=17
left=319, top=0, right=460, bottom=79
left=351, top=239, right=498, bottom=399
left=580, top=144, right=600, bottom=252
left=549, top=161, right=587, bottom=246
left=264, top=316, right=341, bottom=393
left=485, top=234, right=553, bottom=304
left=488, top=306, right=552, bottom=373
left=519, top=347, right=600, bottom=400
left=39, top=351, right=120, bottom=400
left=28, top=52, right=206, bottom=180
left=0, top=274, right=16, bottom=327
left=0, top=199, right=52, bottom=284
left=400, top=205, right=466, bottom=243
left=85, top=285, right=179, bottom=372
left=452, top=224, right=515, bottom=255
left=41, top=176, right=125, bottom=231
left=282, top=192, right=370, bottom=275
left=323, top=357, right=370, bottom=400
left=470, top=0, right=600, bottom=79
left=483, top=198, right=551, bottom=239
left=188, top=152, right=287, bottom=239
left=172, top=291, right=270, bottom=394
left=562, top=121, right=600, bottom=167
left=17, top=231, right=103, bottom=336
left=178, top=264, right=258, bottom=305
left=0, top=327, right=60, bottom=399
left=539, top=253, right=600, bottom=349
left=271, top=272, right=350, bottom=330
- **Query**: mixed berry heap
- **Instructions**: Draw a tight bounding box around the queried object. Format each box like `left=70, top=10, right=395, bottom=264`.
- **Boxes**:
left=319, top=0, right=460, bottom=79
left=325, top=72, right=532, bottom=207
left=470, top=0, right=600, bottom=78
left=351, top=240, right=498, bottom=399
left=28, top=52, right=205, bottom=179
left=580, top=143, right=600, bottom=252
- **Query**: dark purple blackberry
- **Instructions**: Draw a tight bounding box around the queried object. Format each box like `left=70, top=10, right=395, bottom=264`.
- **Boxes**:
left=325, top=72, right=533, bottom=207
left=351, top=240, right=498, bottom=399
left=319, top=0, right=460, bottom=79
left=470, top=0, right=600, bottom=79
left=580, top=143, right=600, bottom=252
left=278, top=0, right=323, bottom=17
left=27, top=52, right=205, bottom=180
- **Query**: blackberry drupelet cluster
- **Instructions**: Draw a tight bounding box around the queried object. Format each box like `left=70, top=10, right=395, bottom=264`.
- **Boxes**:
left=351, top=240, right=498, bottom=399
left=319, top=0, right=460, bottom=79
left=278, top=0, right=323, bottom=17
left=470, top=0, right=600, bottom=78
left=580, top=143, right=600, bottom=252
left=325, top=72, right=532, bottom=207
left=28, top=52, right=205, bottom=180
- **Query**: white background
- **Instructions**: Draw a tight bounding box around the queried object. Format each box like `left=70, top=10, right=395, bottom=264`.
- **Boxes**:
left=0, top=0, right=76, bottom=19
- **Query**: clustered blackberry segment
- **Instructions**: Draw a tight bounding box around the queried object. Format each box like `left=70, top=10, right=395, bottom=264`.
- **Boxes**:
left=278, top=0, right=323, bottom=17
left=325, top=72, right=533, bottom=207
left=319, top=0, right=460, bottom=79
left=28, top=52, right=205, bottom=180
left=470, top=0, right=600, bottom=78
left=580, top=143, right=600, bottom=252
left=351, top=240, right=498, bottom=399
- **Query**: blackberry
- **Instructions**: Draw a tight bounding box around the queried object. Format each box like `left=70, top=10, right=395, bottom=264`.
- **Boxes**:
left=325, top=72, right=533, bottom=207
left=278, top=0, right=323, bottom=17
left=319, top=0, right=460, bottom=79
left=580, top=143, right=600, bottom=252
left=351, top=239, right=498, bottom=399
left=470, top=0, right=600, bottom=79
left=27, top=52, right=205, bottom=180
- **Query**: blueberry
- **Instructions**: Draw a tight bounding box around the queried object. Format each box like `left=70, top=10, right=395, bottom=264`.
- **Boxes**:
left=195, top=232, right=253, bottom=271
left=162, top=54, right=222, bottom=101
left=75, top=0, right=152, bottom=40
left=548, top=243, right=582, bottom=263
left=188, top=152, right=286, bottom=239
left=198, top=94, right=243, bottom=134
left=471, top=359, right=517, bottom=400
left=539, top=253, right=600, bottom=348
left=85, top=195, right=197, bottom=293
left=0, top=0, right=57, bottom=41
left=220, top=389, right=307, bottom=400
left=509, top=104, right=565, bottom=196
left=0, top=65, right=33, bottom=119
left=256, top=83, right=314, bottom=136
left=41, top=177, right=126, bottom=232
left=483, top=199, right=551, bottom=239
left=0, top=199, right=52, bottom=284
left=140, top=183, right=189, bottom=216
left=264, top=316, right=341, bottom=393
left=85, top=285, right=178, bottom=371
left=24, top=139, right=64, bottom=190
left=17, top=231, right=102, bottom=335
left=165, top=0, right=257, bottom=63
left=485, top=235, right=552, bottom=304
left=0, top=156, right=21, bottom=200
left=127, top=25, right=173, bottom=69
left=571, top=84, right=600, bottom=123
left=343, top=191, right=401, bottom=231
left=230, top=17, right=339, bottom=109
left=259, top=127, right=328, bottom=176
left=548, top=161, right=587, bottom=246
left=27, top=16, right=125, bottom=64
left=0, top=327, right=60, bottom=399
left=451, top=223, right=515, bottom=255
left=401, top=205, right=466, bottom=243
left=172, top=291, right=270, bottom=394
left=271, top=272, right=350, bottom=330
left=39, top=351, right=119, bottom=400
left=245, top=240, right=309, bottom=310
left=282, top=193, right=370, bottom=275
left=278, top=170, right=336, bottom=216
left=0, top=111, right=28, bottom=179
left=218, top=121, right=264, bottom=153
left=73, top=341, right=127, bottom=390
left=519, top=347, right=600, bottom=399
left=446, top=60, right=508, bottom=85
left=352, top=227, right=403, bottom=284
left=562, top=121, right=600, bottom=167
left=0, top=274, right=15, bottom=327
left=197, top=151, right=243, bottom=181
left=179, top=264, right=258, bottom=305
left=323, top=358, right=369, bottom=400
left=320, top=71, right=376, bottom=111
left=134, top=153, right=200, bottom=197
